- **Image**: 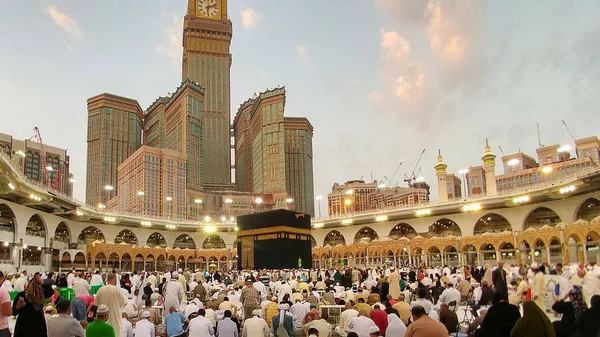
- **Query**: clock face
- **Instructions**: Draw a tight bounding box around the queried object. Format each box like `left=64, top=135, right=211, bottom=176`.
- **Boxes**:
left=198, top=0, right=220, bottom=18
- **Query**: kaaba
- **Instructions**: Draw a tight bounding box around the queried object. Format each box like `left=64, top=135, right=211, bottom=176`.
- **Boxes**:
left=236, top=209, right=312, bottom=270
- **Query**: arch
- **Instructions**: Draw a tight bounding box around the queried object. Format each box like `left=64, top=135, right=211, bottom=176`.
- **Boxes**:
left=428, top=218, right=461, bottom=237
left=443, top=245, right=458, bottom=253
left=73, top=252, right=86, bottom=266
left=473, top=213, right=512, bottom=235
left=480, top=242, right=496, bottom=251
left=354, top=227, right=379, bottom=244
left=524, top=207, right=562, bottom=230
left=310, top=236, right=317, bottom=248
left=499, top=242, right=515, bottom=250
left=202, top=235, right=225, bottom=249
left=323, top=230, right=346, bottom=246
left=78, top=226, right=105, bottom=244
left=94, top=252, right=107, bottom=260
left=174, top=234, right=196, bottom=250
left=586, top=231, right=600, bottom=242
left=0, top=203, right=16, bottom=233
left=53, top=222, right=70, bottom=243
left=25, top=214, right=46, bottom=239
left=576, top=198, right=600, bottom=222
left=462, top=244, right=477, bottom=253
left=115, top=229, right=138, bottom=245
left=147, top=232, right=167, bottom=248
left=389, top=223, right=417, bottom=240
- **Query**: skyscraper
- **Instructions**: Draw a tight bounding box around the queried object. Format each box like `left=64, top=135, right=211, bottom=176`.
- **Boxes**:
left=163, top=81, right=205, bottom=190
left=233, top=87, right=315, bottom=213
left=284, top=117, right=315, bottom=216
left=182, top=0, right=232, bottom=185
left=144, top=97, right=169, bottom=148
left=86, top=93, right=143, bottom=207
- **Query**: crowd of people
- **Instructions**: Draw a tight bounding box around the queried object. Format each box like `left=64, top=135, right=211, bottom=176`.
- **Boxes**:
left=0, top=260, right=599, bottom=337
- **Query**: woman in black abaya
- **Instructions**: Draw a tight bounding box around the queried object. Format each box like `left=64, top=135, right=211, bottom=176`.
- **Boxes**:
left=12, top=273, right=55, bottom=337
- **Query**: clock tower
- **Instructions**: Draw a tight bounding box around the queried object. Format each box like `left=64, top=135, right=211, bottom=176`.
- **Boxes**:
left=182, top=0, right=233, bottom=186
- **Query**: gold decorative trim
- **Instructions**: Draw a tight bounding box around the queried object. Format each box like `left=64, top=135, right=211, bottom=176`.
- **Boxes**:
left=237, top=225, right=311, bottom=237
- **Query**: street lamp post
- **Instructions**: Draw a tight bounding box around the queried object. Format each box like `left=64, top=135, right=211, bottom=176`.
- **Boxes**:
left=315, top=196, right=323, bottom=219
left=458, top=169, right=469, bottom=199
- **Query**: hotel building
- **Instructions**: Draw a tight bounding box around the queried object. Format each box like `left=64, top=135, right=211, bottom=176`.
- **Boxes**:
left=85, top=94, right=143, bottom=207
left=0, top=132, right=72, bottom=196
left=233, top=87, right=315, bottom=215
left=115, top=146, right=187, bottom=220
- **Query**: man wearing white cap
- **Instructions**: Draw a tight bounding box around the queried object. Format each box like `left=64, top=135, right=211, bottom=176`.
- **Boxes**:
left=86, top=304, right=115, bottom=337
left=242, top=309, right=270, bottom=337
left=136, top=311, right=156, bottom=337
left=164, top=271, right=184, bottom=317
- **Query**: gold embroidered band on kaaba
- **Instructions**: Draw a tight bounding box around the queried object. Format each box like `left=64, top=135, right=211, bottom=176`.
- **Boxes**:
left=237, top=225, right=311, bottom=237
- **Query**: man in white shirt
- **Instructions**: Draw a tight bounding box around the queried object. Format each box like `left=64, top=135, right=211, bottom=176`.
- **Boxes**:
left=163, top=272, right=184, bottom=317
left=13, top=274, right=26, bottom=292
left=67, top=270, right=76, bottom=288
left=73, top=274, right=90, bottom=297
left=289, top=299, right=308, bottom=329
left=188, top=309, right=214, bottom=337
left=121, top=312, right=133, bottom=337
left=278, top=281, right=293, bottom=302
left=348, top=310, right=376, bottom=337
left=437, top=281, right=461, bottom=307
left=136, top=311, right=155, bottom=337
left=337, top=302, right=358, bottom=337
left=90, top=271, right=103, bottom=287
left=242, top=309, right=269, bottom=337
left=303, top=318, right=332, bottom=337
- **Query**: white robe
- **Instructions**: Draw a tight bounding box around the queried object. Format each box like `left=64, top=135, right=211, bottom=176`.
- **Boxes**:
left=95, top=284, right=127, bottom=337
left=164, top=280, right=184, bottom=315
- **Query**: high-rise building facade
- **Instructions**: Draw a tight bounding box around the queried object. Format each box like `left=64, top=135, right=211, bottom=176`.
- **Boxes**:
left=116, top=146, right=187, bottom=220
left=233, top=87, right=299, bottom=208
left=182, top=0, right=232, bottom=185
left=284, top=117, right=315, bottom=216
left=86, top=94, right=143, bottom=207
left=144, top=97, right=169, bottom=148
left=0, top=132, right=73, bottom=196
left=162, top=81, right=205, bottom=190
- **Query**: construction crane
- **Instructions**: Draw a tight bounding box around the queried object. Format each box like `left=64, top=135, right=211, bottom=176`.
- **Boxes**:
left=561, top=120, right=579, bottom=159
left=32, top=126, right=62, bottom=191
left=403, top=149, right=426, bottom=187
left=498, top=146, right=506, bottom=156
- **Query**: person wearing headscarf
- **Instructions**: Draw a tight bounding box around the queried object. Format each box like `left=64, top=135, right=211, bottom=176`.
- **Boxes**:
left=575, top=294, right=600, bottom=337
left=385, top=313, right=406, bottom=336
left=12, top=272, right=54, bottom=337
left=476, top=292, right=521, bottom=337
left=510, top=301, right=555, bottom=337
left=271, top=303, right=294, bottom=337
left=552, top=287, right=587, bottom=337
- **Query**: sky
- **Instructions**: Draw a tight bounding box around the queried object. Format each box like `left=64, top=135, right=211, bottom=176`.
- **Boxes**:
left=1, top=0, right=600, bottom=206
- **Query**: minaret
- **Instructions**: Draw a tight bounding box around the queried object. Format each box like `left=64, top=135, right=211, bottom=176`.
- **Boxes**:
left=435, top=149, right=449, bottom=203
left=481, top=139, right=498, bottom=196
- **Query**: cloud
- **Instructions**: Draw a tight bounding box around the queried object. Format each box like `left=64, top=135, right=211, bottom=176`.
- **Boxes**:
left=380, top=29, right=411, bottom=60
left=296, top=45, right=310, bottom=66
left=156, top=15, right=183, bottom=67
left=240, top=7, right=259, bottom=28
left=44, top=5, right=83, bottom=39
